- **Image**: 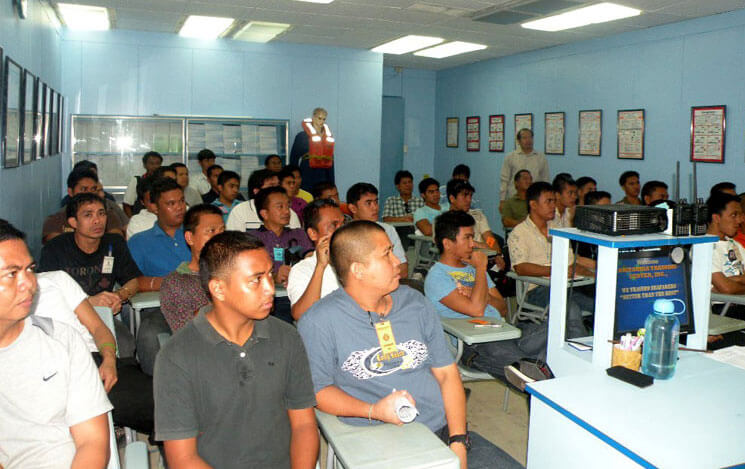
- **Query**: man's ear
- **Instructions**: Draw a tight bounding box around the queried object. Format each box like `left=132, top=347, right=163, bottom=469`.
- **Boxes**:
left=184, top=230, right=194, bottom=247
left=307, top=226, right=319, bottom=243
left=348, top=203, right=358, bottom=216
left=442, top=237, right=454, bottom=252
left=68, top=216, right=78, bottom=230
left=209, top=277, right=226, bottom=302
left=259, top=208, right=268, bottom=221
left=349, top=261, right=365, bottom=280
left=67, top=188, right=74, bottom=198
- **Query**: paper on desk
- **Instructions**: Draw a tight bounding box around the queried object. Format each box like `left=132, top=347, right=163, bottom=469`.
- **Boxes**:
left=708, top=346, right=745, bottom=370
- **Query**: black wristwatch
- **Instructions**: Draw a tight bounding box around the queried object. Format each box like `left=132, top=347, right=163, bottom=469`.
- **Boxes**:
left=448, top=433, right=471, bottom=451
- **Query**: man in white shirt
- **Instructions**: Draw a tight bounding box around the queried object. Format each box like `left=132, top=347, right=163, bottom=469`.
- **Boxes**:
left=126, top=174, right=158, bottom=239
left=227, top=169, right=301, bottom=231
left=707, top=192, right=745, bottom=296
left=123, top=151, right=163, bottom=218
left=189, top=148, right=216, bottom=195
left=287, top=199, right=345, bottom=320
left=500, top=129, right=549, bottom=203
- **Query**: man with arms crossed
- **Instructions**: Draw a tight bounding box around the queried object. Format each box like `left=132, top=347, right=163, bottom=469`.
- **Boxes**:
left=297, top=221, right=521, bottom=469
left=155, top=231, right=318, bottom=468
left=0, top=220, right=111, bottom=469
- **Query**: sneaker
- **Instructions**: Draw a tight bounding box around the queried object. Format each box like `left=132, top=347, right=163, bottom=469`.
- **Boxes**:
left=504, top=358, right=554, bottom=392
left=504, top=363, right=535, bottom=392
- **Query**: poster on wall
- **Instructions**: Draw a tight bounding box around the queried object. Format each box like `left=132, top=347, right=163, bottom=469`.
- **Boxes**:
left=2, top=57, right=22, bottom=168
left=544, top=111, right=565, bottom=155
left=690, top=105, right=725, bottom=163
left=466, top=116, right=480, bottom=152
left=23, top=70, right=35, bottom=163
left=514, top=113, right=532, bottom=149
left=36, top=81, right=45, bottom=158
left=488, top=114, right=504, bottom=152
left=578, top=109, right=602, bottom=156
left=446, top=117, right=459, bottom=148
left=617, top=109, right=645, bottom=160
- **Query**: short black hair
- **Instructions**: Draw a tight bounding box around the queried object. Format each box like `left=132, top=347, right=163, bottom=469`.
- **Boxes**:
left=585, top=191, right=612, bottom=205
left=197, top=149, right=216, bottom=162
left=66, top=193, right=105, bottom=219
left=264, top=154, right=282, bottom=166
left=619, top=171, right=639, bottom=186
left=418, top=177, right=439, bottom=195
left=303, top=198, right=339, bottom=232
left=514, top=169, right=531, bottom=182
left=576, top=176, right=596, bottom=190
left=434, top=210, right=475, bottom=253
left=0, top=219, right=26, bottom=242
left=285, top=163, right=301, bottom=175
left=641, top=180, right=668, bottom=202
left=184, top=204, right=223, bottom=234
left=154, top=166, right=176, bottom=179
left=199, top=231, right=265, bottom=299
left=526, top=181, right=554, bottom=213
left=394, top=170, right=413, bottom=185
left=446, top=179, right=475, bottom=202
left=217, top=170, right=240, bottom=187
left=452, top=164, right=470, bottom=179
left=707, top=192, right=741, bottom=223
left=277, top=166, right=295, bottom=184
left=136, top=174, right=155, bottom=202
left=67, top=169, right=98, bottom=189
left=72, top=160, right=98, bottom=173
left=206, top=164, right=223, bottom=178
left=312, top=181, right=337, bottom=199
left=247, top=169, right=278, bottom=198
left=329, top=220, right=386, bottom=286
left=150, top=177, right=182, bottom=205
left=142, top=151, right=163, bottom=165
left=553, top=176, right=576, bottom=194
left=346, top=183, right=378, bottom=206
left=516, top=128, right=533, bottom=140
left=711, top=182, right=736, bottom=197
left=254, top=186, right=287, bottom=221
left=170, top=162, right=187, bottom=170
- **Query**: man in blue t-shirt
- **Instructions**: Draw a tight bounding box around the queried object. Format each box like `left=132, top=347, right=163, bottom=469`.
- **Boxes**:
left=298, top=220, right=522, bottom=469
left=424, top=210, right=547, bottom=380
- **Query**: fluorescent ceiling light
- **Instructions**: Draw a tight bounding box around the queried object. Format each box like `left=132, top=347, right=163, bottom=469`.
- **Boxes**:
left=414, top=41, right=487, bottom=59
left=234, top=21, right=291, bottom=43
left=294, top=0, right=335, bottom=3
left=57, top=3, right=109, bottom=31
left=522, top=2, right=641, bottom=32
left=179, top=15, right=234, bottom=39
left=372, top=35, right=444, bottom=55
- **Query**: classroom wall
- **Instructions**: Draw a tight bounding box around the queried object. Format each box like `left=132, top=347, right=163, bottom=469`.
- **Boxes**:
left=0, top=0, right=63, bottom=257
left=435, top=8, right=745, bottom=232
left=383, top=67, right=436, bottom=183
left=61, top=30, right=384, bottom=195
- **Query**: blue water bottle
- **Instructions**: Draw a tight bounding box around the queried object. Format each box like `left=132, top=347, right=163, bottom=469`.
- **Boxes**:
left=641, top=299, right=684, bottom=380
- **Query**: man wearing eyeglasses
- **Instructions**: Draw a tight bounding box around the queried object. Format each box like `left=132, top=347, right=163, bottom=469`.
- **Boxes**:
left=382, top=170, right=424, bottom=223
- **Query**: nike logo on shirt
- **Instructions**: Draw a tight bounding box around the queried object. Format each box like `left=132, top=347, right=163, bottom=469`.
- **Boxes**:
left=42, top=372, right=58, bottom=381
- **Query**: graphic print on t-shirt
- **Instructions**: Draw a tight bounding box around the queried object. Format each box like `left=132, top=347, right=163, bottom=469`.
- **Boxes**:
left=721, top=240, right=745, bottom=277
left=342, top=340, right=429, bottom=380
left=448, top=270, right=476, bottom=298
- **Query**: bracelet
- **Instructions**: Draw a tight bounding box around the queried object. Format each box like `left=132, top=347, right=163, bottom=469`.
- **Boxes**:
left=367, top=404, right=374, bottom=423
left=100, top=342, right=117, bottom=353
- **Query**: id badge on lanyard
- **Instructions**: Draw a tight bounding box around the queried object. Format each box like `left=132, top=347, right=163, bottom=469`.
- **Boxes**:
left=102, top=245, right=115, bottom=274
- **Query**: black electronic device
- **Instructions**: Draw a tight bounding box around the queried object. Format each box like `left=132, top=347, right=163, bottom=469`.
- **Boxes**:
left=574, top=205, right=667, bottom=236
left=614, top=245, right=695, bottom=338
left=606, top=366, right=654, bottom=388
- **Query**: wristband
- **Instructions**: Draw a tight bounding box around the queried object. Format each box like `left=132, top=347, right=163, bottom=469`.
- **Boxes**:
left=368, top=404, right=374, bottom=423
left=100, top=342, right=117, bottom=353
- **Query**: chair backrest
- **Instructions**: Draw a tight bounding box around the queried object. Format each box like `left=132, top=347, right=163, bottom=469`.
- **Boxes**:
left=94, top=306, right=119, bottom=358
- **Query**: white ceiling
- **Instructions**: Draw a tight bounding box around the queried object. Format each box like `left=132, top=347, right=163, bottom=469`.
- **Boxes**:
left=57, top=0, right=745, bottom=70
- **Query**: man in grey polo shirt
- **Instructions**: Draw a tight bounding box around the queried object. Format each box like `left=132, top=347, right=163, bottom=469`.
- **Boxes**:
left=154, top=231, right=318, bottom=469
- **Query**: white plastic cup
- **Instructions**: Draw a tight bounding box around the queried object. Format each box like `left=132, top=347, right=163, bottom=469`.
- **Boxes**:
left=394, top=396, right=419, bottom=423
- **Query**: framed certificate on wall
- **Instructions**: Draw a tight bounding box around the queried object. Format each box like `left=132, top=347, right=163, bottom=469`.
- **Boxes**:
left=578, top=109, right=602, bottom=156
left=2, top=57, right=22, bottom=168
left=446, top=117, right=459, bottom=148
left=544, top=111, right=565, bottom=155
left=488, top=114, right=504, bottom=152
left=690, top=105, right=725, bottom=163
left=617, top=109, right=644, bottom=160
left=466, top=116, right=480, bottom=152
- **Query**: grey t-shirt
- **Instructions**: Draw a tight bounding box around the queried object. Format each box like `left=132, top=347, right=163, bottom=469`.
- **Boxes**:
left=297, top=286, right=454, bottom=431
left=154, top=313, right=316, bottom=469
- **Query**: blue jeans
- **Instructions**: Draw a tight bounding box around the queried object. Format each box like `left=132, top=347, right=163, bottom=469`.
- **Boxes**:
left=436, top=426, right=524, bottom=468
left=136, top=307, right=171, bottom=376
left=525, top=286, right=594, bottom=339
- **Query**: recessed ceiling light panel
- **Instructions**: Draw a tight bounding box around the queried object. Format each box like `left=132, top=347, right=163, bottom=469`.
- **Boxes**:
left=294, top=0, right=335, bottom=3
left=179, top=15, right=234, bottom=39
left=372, top=35, right=444, bottom=55
left=234, top=21, right=291, bottom=43
left=414, top=41, right=487, bottom=59
left=521, top=2, right=641, bottom=32
left=57, top=3, right=110, bottom=30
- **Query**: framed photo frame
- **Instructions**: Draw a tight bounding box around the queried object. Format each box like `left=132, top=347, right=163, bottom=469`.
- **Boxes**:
left=45, top=85, right=53, bottom=157
left=578, top=109, right=602, bottom=156
left=466, top=116, right=480, bottom=152
left=544, top=111, right=565, bottom=155
left=50, top=89, right=59, bottom=156
left=617, top=109, right=645, bottom=160
left=446, top=117, right=459, bottom=148
left=2, top=57, right=22, bottom=168
left=57, top=94, right=64, bottom=156
left=36, top=80, right=45, bottom=158
left=23, top=70, right=35, bottom=163
left=514, top=113, right=532, bottom=149
left=690, top=105, right=725, bottom=163
left=488, top=114, right=504, bottom=152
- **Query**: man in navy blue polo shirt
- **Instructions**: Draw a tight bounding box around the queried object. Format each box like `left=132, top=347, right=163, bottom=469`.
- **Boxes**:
left=128, top=177, right=190, bottom=374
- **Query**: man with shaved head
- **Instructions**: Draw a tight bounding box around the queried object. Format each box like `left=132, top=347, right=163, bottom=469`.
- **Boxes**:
left=297, top=221, right=522, bottom=469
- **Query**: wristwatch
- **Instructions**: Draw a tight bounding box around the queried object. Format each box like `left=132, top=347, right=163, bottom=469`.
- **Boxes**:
left=448, top=433, right=471, bottom=451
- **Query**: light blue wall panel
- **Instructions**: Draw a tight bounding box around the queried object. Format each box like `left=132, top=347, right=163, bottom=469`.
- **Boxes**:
left=81, top=42, right=139, bottom=115
left=138, top=46, right=193, bottom=115
left=243, top=53, right=291, bottom=120
left=193, top=49, right=244, bottom=116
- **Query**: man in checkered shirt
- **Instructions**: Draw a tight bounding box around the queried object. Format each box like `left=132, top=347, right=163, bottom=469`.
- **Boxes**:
left=382, top=170, right=425, bottom=223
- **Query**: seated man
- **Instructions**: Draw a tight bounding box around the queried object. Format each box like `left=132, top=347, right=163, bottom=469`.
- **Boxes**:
left=0, top=220, right=111, bottom=468
left=227, top=169, right=301, bottom=231
left=126, top=175, right=158, bottom=239
left=279, top=166, right=307, bottom=221
left=508, top=182, right=595, bottom=339
left=249, top=187, right=313, bottom=324
left=346, top=182, right=408, bottom=278
left=707, top=192, right=745, bottom=299
left=584, top=191, right=611, bottom=206
left=641, top=180, right=669, bottom=206
left=212, top=170, right=242, bottom=222
left=160, top=204, right=225, bottom=332
left=297, top=221, right=521, bottom=469
left=171, top=162, right=203, bottom=207
left=414, top=177, right=447, bottom=237
left=616, top=170, right=642, bottom=205
left=123, top=150, right=163, bottom=217
left=551, top=175, right=578, bottom=228
left=265, top=153, right=283, bottom=172
left=288, top=163, right=313, bottom=203
left=500, top=169, right=532, bottom=232
left=43, top=169, right=125, bottom=243
left=190, top=148, right=216, bottom=196
left=154, top=231, right=318, bottom=468
left=313, top=181, right=352, bottom=219
left=575, top=176, right=596, bottom=206
left=711, top=181, right=737, bottom=197
left=425, top=211, right=548, bottom=381
left=287, top=199, right=345, bottom=320
left=382, top=170, right=424, bottom=223
left=200, top=163, right=224, bottom=205
left=441, top=164, right=480, bottom=209
left=60, top=160, right=117, bottom=206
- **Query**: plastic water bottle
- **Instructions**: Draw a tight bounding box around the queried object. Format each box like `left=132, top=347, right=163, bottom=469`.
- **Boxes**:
left=641, top=299, right=684, bottom=380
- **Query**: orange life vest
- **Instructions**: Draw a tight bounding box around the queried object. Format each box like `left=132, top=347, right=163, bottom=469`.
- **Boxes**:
left=302, top=118, right=335, bottom=169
